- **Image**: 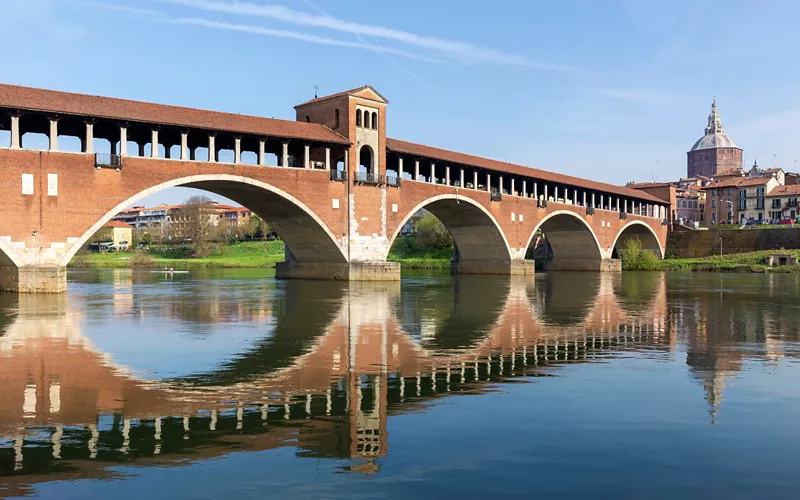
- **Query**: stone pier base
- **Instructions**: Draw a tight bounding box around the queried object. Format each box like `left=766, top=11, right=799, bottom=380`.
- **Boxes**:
left=275, top=261, right=401, bottom=281
left=451, top=259, right=535, bottom=276
left=543, top=258, right=622, bottom=272
left=0, top=266, right=68, bottom=293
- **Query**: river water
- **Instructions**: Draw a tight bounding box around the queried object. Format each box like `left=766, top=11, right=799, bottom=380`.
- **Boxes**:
left=1, top=270, right=800, bottom=499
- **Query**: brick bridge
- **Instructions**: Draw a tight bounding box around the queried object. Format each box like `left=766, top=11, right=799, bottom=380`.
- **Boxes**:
left=0, top=84, right=669, bottom=292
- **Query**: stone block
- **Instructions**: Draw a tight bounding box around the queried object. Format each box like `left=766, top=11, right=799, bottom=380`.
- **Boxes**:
left=0, top=266, right=67, bottom=293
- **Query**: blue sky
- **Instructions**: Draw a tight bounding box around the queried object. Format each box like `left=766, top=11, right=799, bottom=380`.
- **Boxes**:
left=5, top=0, right=800, bottom=206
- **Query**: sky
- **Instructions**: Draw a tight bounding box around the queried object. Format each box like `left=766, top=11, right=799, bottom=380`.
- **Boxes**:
left=4, top=0, right=800, bottom=207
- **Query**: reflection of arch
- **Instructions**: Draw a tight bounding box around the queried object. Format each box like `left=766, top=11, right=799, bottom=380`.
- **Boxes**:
left=524, top=211, right=602, bottom=263
left=60, top=174, right=346, bottom=266
left=611, top=221, right=664, bottom=258
left=387, top=194, right=512, bottom=262
left=359, top=145, right=374, bottom=174
left=532, top=272, right=601, bottom=326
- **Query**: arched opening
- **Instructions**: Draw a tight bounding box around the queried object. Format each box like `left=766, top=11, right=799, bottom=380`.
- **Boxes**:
left=334, top=109, right=340, bottom=129
left=363, top=111, right=370, bottom=129
left=356, top=109, right=362, bottom=127
left=61, top=175, right=346, bottom=268
left=387, top=195, right=512, bottom=274
left=524, top=211, right=603, bottom=271
left=358, top=145, right=373, bottom=174
left=371, top=112, right=377, bottom=130
left=611, top=221, right=663, bottom=259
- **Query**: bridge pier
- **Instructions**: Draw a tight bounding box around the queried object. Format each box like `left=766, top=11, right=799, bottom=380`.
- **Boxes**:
left=543, top=259, right=622, bottom=272
left=275, top=261, right=401, bottom=281
left=0, top=266, right=68, bottom=293
left=451, top=259, right=535, bottom=276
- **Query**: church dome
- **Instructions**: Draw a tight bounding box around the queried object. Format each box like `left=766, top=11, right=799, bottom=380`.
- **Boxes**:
left=690, top=99, right=739, bottom=151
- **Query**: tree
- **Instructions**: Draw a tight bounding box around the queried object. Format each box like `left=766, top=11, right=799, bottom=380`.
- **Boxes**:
left=414, top=212, right=453, bottom=249
left=182, top=195, right=217, bottom=256
left=247, top=214, right=272, bottom=241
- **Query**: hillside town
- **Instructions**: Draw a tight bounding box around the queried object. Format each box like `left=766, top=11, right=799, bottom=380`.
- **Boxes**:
left=628, top=100, right=800, bottom=228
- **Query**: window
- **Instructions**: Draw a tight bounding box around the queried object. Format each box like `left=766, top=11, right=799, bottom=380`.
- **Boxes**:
left=739, top=189, right=746, bottom=199
left=712, top=199, right=716, bottom=208
left=727, top=188, right=732, bottom=195
left=356, top=109, right=362, bottom=127
left=335, top=109, right=340, bottom=128
left=757, top=187, right=765, bottom=197
left=371, top=112, right=377, bottom=130
left=738, top=199, right=746, bottom=210
left=363, top=111, right=370, bottom=129
left=758, top=213, right=763, bottom=220
left=305, top=115, right=310, bottom=123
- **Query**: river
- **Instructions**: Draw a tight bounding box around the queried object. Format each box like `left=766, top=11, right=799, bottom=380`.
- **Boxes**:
left=1, top=270, right=800, bottom=499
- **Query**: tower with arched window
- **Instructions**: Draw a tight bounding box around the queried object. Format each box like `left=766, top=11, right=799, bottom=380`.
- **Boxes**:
left=294, top=86, right=390, bottom=260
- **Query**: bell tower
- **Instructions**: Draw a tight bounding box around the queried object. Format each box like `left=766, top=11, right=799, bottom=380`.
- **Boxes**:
left=295, top=86, right=394, bottom=264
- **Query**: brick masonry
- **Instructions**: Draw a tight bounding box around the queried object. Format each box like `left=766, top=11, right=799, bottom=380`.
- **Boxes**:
left=668, top=228, right=800, bottom=258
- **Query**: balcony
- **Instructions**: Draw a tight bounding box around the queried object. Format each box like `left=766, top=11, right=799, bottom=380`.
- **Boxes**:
left=330, top=169, right=347, bottom=182
left=95, top=153, right=122, bottom=170
left=386, top=175, right=401, bottom=188
left=354, top=171, right=383, bottom=185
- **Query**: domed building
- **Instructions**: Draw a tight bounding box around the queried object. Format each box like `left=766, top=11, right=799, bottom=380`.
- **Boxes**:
left=687, top=99, right=743, bottom=179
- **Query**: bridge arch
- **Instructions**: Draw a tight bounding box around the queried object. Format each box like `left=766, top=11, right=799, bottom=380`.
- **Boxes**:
left=0, top=239, right=21, bottom=267
left=387, top=194, right=512, bottom=263
left=611, top=220, right=664, bottom=259
left=59, top=174, right=347, bottom=267
left=524, top=211, right=603, bottom=268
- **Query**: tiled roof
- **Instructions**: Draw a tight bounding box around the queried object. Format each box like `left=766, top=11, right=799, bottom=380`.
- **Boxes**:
left=386, top=138, right=664, bottom=203
left=766, top=185, right=800, bottom=196
left=714, top=168, right=744, bottom=177
left=294, top=85, right=388, bottom=107
left=0, top=84, right=349, bottom=144
left=702, top=176, right=774, bottom=189
left=104, top=220, right=133, bottom=228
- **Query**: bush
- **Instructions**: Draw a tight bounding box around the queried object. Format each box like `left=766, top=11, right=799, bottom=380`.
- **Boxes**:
left=129, top=254, right=156, bottom=268
left=414, top=213, right=453, bottom=249
left=620, top=237, right=662, bottom=271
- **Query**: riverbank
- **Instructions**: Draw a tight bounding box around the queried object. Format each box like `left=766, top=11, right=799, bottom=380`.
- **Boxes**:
left=70, top=238, right=454, bottom=270
left=629, top=250, right=800, bottom=273
left=69, top=241, right=285, bottom=269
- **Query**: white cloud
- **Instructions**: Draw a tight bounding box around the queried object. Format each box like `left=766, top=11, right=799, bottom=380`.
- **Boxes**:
left=160, top=0, right=583, bottom=72
left=174, top=17, right=446, bottom=63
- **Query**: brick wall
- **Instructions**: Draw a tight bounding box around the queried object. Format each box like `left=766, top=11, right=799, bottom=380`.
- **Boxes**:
left=668, top=228, right=800, bottom=258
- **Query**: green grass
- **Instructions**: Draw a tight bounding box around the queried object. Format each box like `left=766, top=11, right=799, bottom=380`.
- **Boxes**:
left=70, top=241, right=286, bottom=269
left=651, top=249, right=800, bottom=273
left=387, top=237, right=453, bottom=269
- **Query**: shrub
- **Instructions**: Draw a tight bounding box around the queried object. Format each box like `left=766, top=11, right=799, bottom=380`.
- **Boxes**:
left=129, top=254, right=156, bottom=268
left=414, top=213, right=453, bottom=249
left=620, top=237, right=662, bottom=271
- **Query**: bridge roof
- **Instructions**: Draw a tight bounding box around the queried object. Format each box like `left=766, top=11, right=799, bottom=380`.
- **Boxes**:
left=386, top=138, right=665, bottom=203
left=0, top=84, right=350, bottom=145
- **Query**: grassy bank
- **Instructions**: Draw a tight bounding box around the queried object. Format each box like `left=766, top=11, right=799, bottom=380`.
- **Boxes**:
left=70, top=241, right=285, bottom=269
left=387, top=237, right=452, bottom=270
left=70, top=238, right=454, bottom=270
left=626, top=249, right=800, bottom=273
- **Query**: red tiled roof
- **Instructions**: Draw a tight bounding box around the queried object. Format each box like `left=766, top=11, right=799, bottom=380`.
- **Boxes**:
left=714, top=168, right=744, bottom=177
left=766, top=185, right=800, bottom=196
left=294, top=85, right=388, bottom=107
left=702, top=176, right=775, bottom=189
left=0, top=84, right=349, bottom=144
left=386, top=138, right=664, bottom=203
left=104, top=220, right=133, bottom=228
left=626, top=182, right=673, bottom=188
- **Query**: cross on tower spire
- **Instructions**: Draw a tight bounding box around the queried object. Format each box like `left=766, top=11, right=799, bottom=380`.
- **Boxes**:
left=314, top=84, right=319, bottom=99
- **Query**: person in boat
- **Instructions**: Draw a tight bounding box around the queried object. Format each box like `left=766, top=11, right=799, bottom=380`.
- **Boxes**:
left=169, top=267, right=174, bottom=274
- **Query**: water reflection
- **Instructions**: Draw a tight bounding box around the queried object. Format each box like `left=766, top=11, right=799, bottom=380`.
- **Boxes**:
left=1, top=271, right=800, bottom=496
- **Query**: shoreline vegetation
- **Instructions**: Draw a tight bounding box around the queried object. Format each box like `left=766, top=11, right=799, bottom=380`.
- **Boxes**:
left=70, top=238, right=800, bottom=273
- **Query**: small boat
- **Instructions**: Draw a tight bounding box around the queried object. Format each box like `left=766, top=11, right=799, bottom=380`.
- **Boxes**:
left=150, top=270, right=189, bottom=274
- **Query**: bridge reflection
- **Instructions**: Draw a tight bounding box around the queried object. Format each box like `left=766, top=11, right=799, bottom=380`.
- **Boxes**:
left=1, top=272, right=800, bottom=495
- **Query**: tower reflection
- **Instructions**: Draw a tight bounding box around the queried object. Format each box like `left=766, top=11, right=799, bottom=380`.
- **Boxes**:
left=1, top=271, right=797, bottom=495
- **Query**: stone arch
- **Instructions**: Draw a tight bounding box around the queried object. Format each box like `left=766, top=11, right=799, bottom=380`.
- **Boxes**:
left=524, top=210, right=604, bottom=270
left=387, top=194, right=512, bottom=264
left=0, top=239, right=21, bottom=267
left=611, top=220, right=664, bottom=259
left=59, top=174, right=347, bottom=266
